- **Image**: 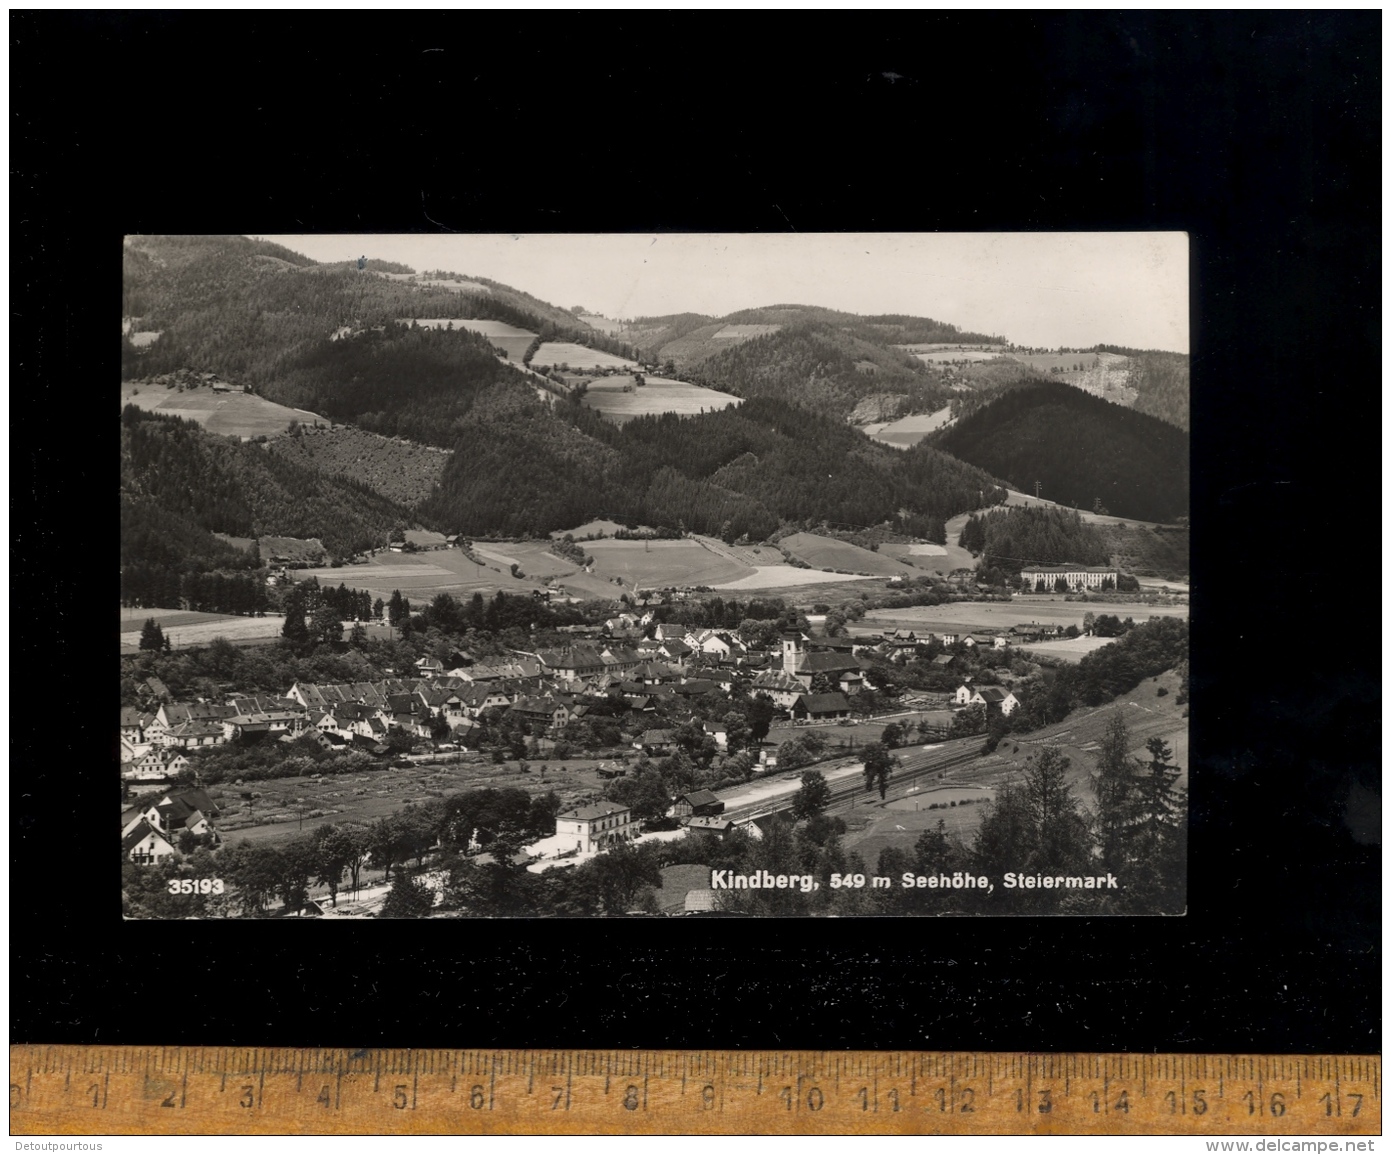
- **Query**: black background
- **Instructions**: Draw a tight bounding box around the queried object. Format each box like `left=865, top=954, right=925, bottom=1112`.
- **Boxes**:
left=12, top=12, right=1379, bottom=1052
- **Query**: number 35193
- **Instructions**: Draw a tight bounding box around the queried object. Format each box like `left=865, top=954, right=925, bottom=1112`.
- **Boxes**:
left=167, top=878, right=224, bottom=895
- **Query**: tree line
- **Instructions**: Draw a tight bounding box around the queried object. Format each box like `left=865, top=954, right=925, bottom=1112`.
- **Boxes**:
left=958, top=504, right=1113, bottom=573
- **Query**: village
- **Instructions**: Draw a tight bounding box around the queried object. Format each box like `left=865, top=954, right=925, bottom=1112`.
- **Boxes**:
left=120, top=580, right=1184, bottom=918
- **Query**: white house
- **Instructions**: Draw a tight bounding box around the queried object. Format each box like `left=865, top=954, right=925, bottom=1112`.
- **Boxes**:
left=123, top=821, right=177, bottom=865
left=553, top=802, right=635, bottom=854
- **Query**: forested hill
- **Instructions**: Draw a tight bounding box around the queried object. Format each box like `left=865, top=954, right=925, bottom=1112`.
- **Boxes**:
left=121, top=236, right=640, bottom=423
left=622, top=304, right=1001, bottom=370
left=932, top=381, right=1189, bottom=523
left=120, top=406, right=417, bottom=565
left=681, top=323, right=952, bottom=420
left=420, top=394, right=1008, bottom=542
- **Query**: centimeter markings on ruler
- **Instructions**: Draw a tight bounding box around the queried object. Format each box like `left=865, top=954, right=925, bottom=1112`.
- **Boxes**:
left=9, top=1048, right=1381, bottom=1136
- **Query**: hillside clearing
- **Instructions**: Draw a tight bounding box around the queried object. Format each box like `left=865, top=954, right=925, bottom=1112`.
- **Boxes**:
left=405, top=318, right=537, bottom=362
left=531, top=342, right=639, bottom=371
left=863, top=406, right=954, bottom=447
left=579, top=375, right=743, bottom=424
left=121, top=382, right=326, bottom=439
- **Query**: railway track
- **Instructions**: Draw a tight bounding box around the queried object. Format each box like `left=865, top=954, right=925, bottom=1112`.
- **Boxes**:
left=722, top=741, right=984, bottom=824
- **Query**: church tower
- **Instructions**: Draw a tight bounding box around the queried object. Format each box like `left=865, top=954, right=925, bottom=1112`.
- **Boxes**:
left=781, top=631, right=805, bottom=676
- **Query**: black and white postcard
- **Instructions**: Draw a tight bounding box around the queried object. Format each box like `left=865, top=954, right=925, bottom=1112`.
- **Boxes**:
left=120, top=232, right=1191, bottom=920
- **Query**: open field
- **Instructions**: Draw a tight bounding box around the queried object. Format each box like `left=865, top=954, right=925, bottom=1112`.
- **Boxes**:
left=577, top=314, right=626, bottom=336
left=713, top=324, right=780, bottom=340
left=412, top=278, right=490, bottom=293
left=710, top=572, right=885, bottom=598
left=128, top=331, right=162, bottom=348
left=877, top=540, right=977, bottom=576
left=1019, top=636, right=1119, bottom=662
left=121, top=382, right=326, bottom=439
left=405, top=318, right=537, bottom=362
left=298, top=550, right=537, bottom=602
left=552, top=520, right=627, bottom=540
left=857, top=599, right=1189, bottom=634
left=710, top=568, right=883, bottom=592
left=1136, top=576, right=1191, bottom=593
left=121, top=607, right=248, bottom=631
left=904, top=350, right=1007, bottom=364
left=892, top=343, right=1007, bottom=354
left=203, top=757, right=619, bottom=850
left=1007, top=351, right=1128, bottom=373
left=884, top=784, right=995, bottom=811
left=778, top=532, right=909, bottom=578
left=583, top=538, right=752, bottom=589
left=120, top=612, right=287, bottom=652
left=301, top=535, right=797, bottom=602
left=531, top=343, right=640, bottom=371
left=862, top=406, right=954, bottom=447
left=688, top=535, right=785, bottom=569
left=579, top=375, right=742, bottom=424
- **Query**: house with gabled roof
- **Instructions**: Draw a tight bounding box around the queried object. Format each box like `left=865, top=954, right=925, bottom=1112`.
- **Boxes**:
left=507, top=697, right=570, bottom=732
left=160, top=721, right=227, bottom=749
left=671, top=789, right=725, bottom=819
left=634, top=729, right=676, bottom=755
left=790, top=692, right=852, bottom=720
left=123, top=748, right=191, bottom=782
left=972, top=686, right=1021, bottom=716
left=121, top=787, right=222, bottom=840
left=750, top=668, right=806, bottom=710
left=123, top=821, right=177, bottom=865
left=140, top=676, right=172, bottom=703
left=120, top=707, right=147, bottom=743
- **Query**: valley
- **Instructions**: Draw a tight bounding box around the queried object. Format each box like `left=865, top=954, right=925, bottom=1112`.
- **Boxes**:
left=120, top=233, right=1189, bottom=922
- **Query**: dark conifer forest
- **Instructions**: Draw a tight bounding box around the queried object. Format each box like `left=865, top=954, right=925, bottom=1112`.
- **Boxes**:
left=932, top=381, right=1189, bottom=522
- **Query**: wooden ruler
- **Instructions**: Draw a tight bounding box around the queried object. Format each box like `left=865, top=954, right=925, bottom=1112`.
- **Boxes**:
left=9, top=1048, right=1380, bottom=1135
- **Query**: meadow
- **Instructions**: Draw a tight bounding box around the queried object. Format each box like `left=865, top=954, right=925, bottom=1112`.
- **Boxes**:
left=582, top=538, right=752, bottom=589
left=862, top=406, right=954, bottom=447
left=776, top=532, right=907, bottom=577
left=709, top=568, right=883, bottom=592
left=298, top=550, right=538, bottom=602
left=406, top=318, right=537, bottom=362
left=858, top=600, right=1189, bottom=634
left=577, top=314, right=626, bottom=336
left=1007, top=351, right=1129, bottom=373
left=120, top=382, right=325, bottom=439
left=1017, top=636, right=1118, bottom=662
left=579, top=375, right=743, bottom=424
left=531, top=343, right=639, bottom=371
left=902, top=350, right=1007, bottom=364
left=120, top=611, right=287, bottom=653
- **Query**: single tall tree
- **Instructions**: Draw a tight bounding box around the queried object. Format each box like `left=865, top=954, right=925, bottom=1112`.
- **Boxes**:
left=138, top=618, right=165, bottom=651
left=791, top=770, right=832, bottom=820
left=862, top=742, right=895, bottom=799
left=1091, top=711, right=1137, bottom=870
